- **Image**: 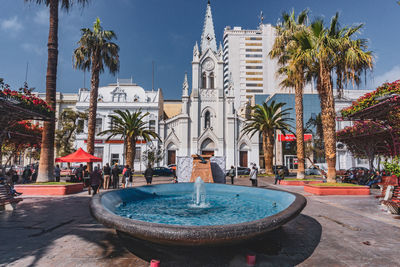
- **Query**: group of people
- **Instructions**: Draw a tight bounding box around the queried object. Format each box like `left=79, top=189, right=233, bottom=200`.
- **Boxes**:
left=85, top=163, right=156, bottom=196
left=345, top=169, right=382, bottom=187
left=227, top=163, right=259, bottom=187
left=3, top=163, right=39, bottom=185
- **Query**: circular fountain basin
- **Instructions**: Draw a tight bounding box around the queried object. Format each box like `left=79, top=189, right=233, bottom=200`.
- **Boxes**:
left=90, top=183, right=306, bottom=246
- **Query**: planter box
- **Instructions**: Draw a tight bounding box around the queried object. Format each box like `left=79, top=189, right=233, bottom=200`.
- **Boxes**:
left=304, top=184, right=370, bottom=196
left=15, top=183, right=84, bottom=196
left=279, top=180, right=321, bottom=186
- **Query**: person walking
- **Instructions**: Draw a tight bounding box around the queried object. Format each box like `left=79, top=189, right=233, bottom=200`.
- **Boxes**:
left=75, top=164, right=84, bottom=182
left=112, top=163, right=120, bottom=189
left=54, top=164, right=61, bottom=182
left=144, top=164, right=154, bottom=185
left=274, top=168, right=281, bottom=185
left=123, top=165, right=132, bottom=188
left=103, top=163, right=111, bottom=190
left=249, top=165, right=258, bottom=187
left=22, top=165, right=32, bottom=184
left=228, top=166, right=235, bottom=185
left=89, top=166, right=102, bottom=196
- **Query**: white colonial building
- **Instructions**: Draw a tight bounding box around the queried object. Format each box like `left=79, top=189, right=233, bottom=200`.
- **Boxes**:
left=75, top=79, right=163, bottom=172
left=159, top=2, right=259, bottom=168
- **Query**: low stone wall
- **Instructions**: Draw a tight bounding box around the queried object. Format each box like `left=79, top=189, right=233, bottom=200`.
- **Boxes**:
left=279, top=180, right=321, bottom=186
left=304, top=185, right=370, bottom=196
left=15, top=183, right=84, bottom=196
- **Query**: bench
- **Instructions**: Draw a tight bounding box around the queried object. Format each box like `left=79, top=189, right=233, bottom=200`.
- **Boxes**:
left=376, top=176, right=399, bottom=199
left=381, top=186, right=400, bottom=214
left=0, top=184, right=23, bottom=211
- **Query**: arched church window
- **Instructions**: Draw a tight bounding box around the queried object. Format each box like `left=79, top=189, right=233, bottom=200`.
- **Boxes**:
left=202, top=72, right=207, bottom=88
left=204, top=111, right=211, bottom=129
left=209, top=72, right=214, bottom=89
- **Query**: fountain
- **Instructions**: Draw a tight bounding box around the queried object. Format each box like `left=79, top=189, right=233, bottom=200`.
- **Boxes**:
left=191, top=177, right=207, bottom=207
left=90, top=180, right=307, bottom=246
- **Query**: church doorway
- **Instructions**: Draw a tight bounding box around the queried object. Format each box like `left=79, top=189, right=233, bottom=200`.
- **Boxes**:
left=168, top=150, right=176, bottom=165
left=240, top=151, right=248, bottom=167
left=200, top=138, right=215, bottom=156
left=239, top=143, right=249, bottom=167
left=167, top=143, right=177, bottom=165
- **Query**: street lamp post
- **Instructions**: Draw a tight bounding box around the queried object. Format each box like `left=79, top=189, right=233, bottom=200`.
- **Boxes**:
left=234, top=109, right=238, bottom=179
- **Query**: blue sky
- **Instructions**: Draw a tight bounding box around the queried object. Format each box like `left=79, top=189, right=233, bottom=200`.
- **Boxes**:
left=0, top=0, right=399, bottom=100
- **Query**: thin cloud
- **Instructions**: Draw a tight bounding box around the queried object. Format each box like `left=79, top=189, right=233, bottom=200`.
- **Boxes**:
left=21, top=43, right=46, bottom=56
left=34, top=9, right=49, bottom=25
left=373, top=65, right=400, bottom=87
left=1, top=16, right=23, bottom=33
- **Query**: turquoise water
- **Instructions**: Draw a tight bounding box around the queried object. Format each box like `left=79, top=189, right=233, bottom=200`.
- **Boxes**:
left=114, top=192, right=285, bottom=226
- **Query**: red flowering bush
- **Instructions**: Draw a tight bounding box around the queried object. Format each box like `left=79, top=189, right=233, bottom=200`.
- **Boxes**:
left=341, top=80, right=400, bottom=117
left=0, top=82, right=53, bottom=116
left=337, top=121, right=387, bottom=139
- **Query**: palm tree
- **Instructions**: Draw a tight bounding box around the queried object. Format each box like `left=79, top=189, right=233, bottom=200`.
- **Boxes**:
left=73, top=18, right=119, bottom=170
left=242, top=101, right=292, bottom=174
left=25, top=0, right=89, bottom=182
left=293, top=13, right=373, bottom=182
left=98, top=110, right=160, bottom=170
left=270, top=9, right=309, bottom=179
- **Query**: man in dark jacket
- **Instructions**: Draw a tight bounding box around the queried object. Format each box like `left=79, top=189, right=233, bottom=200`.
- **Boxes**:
left=144, top=164, right=154, bottom=185
left=103, top=163, right=111, bottom=189
left=89, top=166, right=102, bottom=196
left=112, top=163, right=120, bottom=189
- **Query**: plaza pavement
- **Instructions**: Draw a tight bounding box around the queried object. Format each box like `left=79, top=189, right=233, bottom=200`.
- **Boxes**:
left=0, top=176, right=399, bottom=267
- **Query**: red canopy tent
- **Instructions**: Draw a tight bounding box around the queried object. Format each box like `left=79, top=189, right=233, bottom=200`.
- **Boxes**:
left=55, top=148, right=102, bottom=163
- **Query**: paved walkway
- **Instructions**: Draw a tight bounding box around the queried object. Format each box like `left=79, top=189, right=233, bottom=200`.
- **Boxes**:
left=0, top=176, right=399, bottom=266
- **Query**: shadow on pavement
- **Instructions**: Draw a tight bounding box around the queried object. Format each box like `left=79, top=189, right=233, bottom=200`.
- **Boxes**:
left=118, top=214, right=322, bottom=267
left=0, top=196, right=134, bottom=267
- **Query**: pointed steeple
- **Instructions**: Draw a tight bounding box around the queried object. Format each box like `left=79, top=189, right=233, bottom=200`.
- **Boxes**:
left=193, top=41, right=199, bottom=62
left=182, top=72, right=189, bottom=97
left=200, top=1, right=217, bottom=54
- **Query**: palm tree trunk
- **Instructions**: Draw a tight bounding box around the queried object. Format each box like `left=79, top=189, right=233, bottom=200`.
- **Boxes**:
left=318, top=63, right=337, bottom=183
left=295, top=81, right=305, bottom=179
left=37, top=0, right=58, bottom=182
left=264, top=130, right=274, bottom=174
left=126, top=137, right=134, bottom=169
left=87, top=54, right=100, bottom=171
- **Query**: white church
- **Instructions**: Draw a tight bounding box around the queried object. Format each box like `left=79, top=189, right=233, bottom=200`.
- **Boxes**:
left=159, top=2, right=259, bottom=168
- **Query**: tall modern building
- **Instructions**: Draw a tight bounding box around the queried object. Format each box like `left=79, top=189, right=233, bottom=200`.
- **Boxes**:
left=223, top=24, right=280, bottom=109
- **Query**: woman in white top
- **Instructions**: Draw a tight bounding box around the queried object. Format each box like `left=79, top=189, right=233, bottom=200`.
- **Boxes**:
left=249, top=165, right=258, bottom=187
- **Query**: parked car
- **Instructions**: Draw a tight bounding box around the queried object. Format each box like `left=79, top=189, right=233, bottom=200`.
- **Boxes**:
left=305, top=167, right=323, bottom=176
left=167, top=164, right=176, bottom=170
left=152, top=167, right=174, bottom=176
left=346, top=167, right=369, bottom=174
left=225, top=166, right=251, bottom=176
left=272, top=165, right=289, bottom=176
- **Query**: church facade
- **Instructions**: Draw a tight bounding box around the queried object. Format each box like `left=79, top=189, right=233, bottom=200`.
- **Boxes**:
left=159, top=2, right=259, bottom=169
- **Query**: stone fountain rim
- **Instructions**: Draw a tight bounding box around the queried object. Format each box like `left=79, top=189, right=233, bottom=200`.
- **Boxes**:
left=90, top=183, right=307, bottom=246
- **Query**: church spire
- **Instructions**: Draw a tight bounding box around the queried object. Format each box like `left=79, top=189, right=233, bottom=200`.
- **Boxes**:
left=200, top=0, right=217, bottom=54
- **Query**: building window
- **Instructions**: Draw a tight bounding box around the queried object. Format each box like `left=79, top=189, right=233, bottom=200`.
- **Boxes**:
left=246, top=72, right=263, bottom=75
left=111, top=153, right=119, bottom=165
left=202, top=72, right=207, bottom=88
left=204, top=111, right=211, bottom=129
left=94, top=147, right=104, bottom=161
left=77, top=119, right=84, bottom=133
left=135, top=147, right=141, bottom=162
left=246, top=77, right=263, bottom=81
left=209, top=72, right=215, bottom=89
left=95, top=118, right=102, bottom=134
left=246, top=83, right=263, bottom=87
left=246, top=89, right=263, bottom=93
left=149, top=120, right=156, bottom=132
left=245, top=37, right=262, bottom=40
left=246, top=60, right=263, bottom=64
left=246, top=48, right=262, bottom=52
left=245, top=54, right=263, bottom=58
left=246, top=66, right=263, bottom=69
left=245, top=43, right=262, bottom=46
